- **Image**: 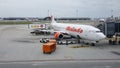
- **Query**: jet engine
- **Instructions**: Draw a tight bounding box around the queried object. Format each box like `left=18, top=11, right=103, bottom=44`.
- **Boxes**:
left=54, top=32, right=63, bottom=39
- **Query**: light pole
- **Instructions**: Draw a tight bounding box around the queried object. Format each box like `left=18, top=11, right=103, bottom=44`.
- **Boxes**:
left=111, top=9, right=113, bottom=18
left=48, top=10, right=50, bottom=17
left=76, top=9, right=78, bottom=18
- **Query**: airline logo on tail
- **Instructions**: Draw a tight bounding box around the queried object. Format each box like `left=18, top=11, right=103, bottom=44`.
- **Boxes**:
left=51, top=16, right=56, bottom=23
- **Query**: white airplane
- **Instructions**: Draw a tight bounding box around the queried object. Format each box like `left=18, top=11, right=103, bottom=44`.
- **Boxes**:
left=43, top=16, right=106, bottom=46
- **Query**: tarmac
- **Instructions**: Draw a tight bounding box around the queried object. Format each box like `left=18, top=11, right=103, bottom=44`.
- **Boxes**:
left=0, top=24, right=120, bottom=62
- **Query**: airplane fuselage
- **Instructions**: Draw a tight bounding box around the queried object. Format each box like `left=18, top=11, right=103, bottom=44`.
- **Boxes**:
left=51, top=23, right=106, bottom=41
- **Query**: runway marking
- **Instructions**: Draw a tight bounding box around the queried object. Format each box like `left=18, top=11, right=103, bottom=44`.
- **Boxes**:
left=0, top=59, right=120, bottom=64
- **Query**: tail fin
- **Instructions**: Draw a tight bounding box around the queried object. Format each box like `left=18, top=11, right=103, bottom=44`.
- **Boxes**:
left=50, top=16, right=56, bottom=23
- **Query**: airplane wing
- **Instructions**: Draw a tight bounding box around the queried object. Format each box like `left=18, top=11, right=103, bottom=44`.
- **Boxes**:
left=40, top=29, right=69, bottom=34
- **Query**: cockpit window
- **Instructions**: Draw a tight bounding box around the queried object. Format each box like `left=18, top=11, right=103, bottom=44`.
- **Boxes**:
left=96, top=31, right=101, bottom=33
left=89, top=30, right=102, bottom=33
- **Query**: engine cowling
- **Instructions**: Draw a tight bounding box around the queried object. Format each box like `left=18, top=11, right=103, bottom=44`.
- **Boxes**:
left=54, top=32, right=63, bottom=39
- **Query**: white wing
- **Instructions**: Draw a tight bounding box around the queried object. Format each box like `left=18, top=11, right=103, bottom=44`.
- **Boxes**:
left=40, top=29, right=69, bottom=34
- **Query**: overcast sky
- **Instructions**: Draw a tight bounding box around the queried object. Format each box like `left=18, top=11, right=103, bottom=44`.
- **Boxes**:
left=0, top=0, right=120, bottom=18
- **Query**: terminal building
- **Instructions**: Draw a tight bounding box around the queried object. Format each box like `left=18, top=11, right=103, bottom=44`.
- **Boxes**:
left=43, top=17, right=91, bottom=21
left=0, top=17, right=91, bottom=22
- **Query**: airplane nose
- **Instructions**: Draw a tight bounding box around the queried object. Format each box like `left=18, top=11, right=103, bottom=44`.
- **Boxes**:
left=95, top=33, right=106, bottom=41
left=100, top=33, right=106, bottom=40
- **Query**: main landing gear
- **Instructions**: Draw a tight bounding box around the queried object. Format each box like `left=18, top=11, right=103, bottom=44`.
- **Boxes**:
left=76, top=40, right=96, bottom=46
left=91, top=43, right=95, bottom=46
left=76, top=35, right=96, bottom=46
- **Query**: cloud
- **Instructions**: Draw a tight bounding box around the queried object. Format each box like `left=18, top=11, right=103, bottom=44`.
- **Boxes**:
left=0, top=0, right=120, bottom=17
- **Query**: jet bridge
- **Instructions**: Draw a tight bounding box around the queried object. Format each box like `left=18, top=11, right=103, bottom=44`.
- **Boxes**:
left=97, top=19, right=120, bottom=45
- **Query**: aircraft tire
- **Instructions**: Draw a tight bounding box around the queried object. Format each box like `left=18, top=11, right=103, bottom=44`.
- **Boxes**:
left=109, top=40, right=112, bottom=44
left=91, top=43, right=95, bottom=46
left=118, top=41, right=120, bottom=44
left=112, top=41, right=116, bottom=45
